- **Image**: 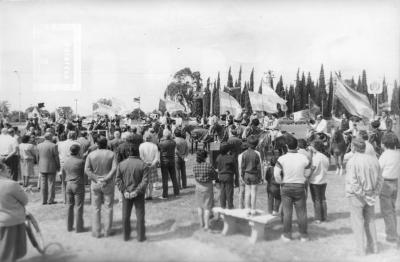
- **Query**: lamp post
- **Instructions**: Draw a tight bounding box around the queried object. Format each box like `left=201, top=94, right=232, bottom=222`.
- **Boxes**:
left=13, top=70, right=22, bottom=123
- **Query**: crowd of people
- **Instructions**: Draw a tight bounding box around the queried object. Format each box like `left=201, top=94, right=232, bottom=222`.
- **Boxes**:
left=0, top=109, right=399, bottom=261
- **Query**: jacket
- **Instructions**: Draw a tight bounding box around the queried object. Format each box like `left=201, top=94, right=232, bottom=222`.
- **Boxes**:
left=115, top=156, right=149, bottom=196
left=37, top=140, right=60, bottom=173
left=158, top=138, right=176, bottom=163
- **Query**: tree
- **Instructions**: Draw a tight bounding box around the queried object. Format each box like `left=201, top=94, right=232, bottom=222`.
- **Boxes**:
left=327, top=72, right=334, bottom=117
left=0, top=100, right=10, bottom=116
left=294, top=81, right=302, bottom=112
left=258, top=80, right=263, bottom=94
left=356, top=76, right=362, bottom=93
left=96, top=98, right=113, bottom=106
left=227, top=66, right=233, bottom=88
left=300, top=72, right=307, bottom=109
left=249, top=68, right=254, bottom=91
left=237, top=66, right=242, bottom=88
left=380, top=77, right=388, bottom=104
left=192, top=71, right=202, bottom=91
left=203, top=84, right=211, bottom=116
left=241, top=82, right=252, bottom=114
left=212, top=81, right=220, bottom=116
left=217, top=72, right=221, bottom=90
left=130, top=108, right=146, bottom=120
left=390, top=80, right=400, bottom=115
left=275, top=75, right=285, bottom=98
left=319, top=65, right=327, bottom=116
left=287, top=85, right=295, bottom=114
left=192, top=91, right=203, bottom=117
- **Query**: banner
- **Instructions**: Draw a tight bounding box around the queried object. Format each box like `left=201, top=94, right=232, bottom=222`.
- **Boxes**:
left=293, top=110, right=310, bottom=121
left=219, top=91, right=242, bottom=116
left=248, top=90, right=286, bottom=113
left=335, top=73, right=374, bottom=120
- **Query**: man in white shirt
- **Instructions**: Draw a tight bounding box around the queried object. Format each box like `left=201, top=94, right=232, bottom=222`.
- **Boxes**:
left=139, top=134, right=160, bottom=200
left=378, top=132, right=400, bottom=243
left=310, top=115, right=328, bottom=134
left=0, top=128, right=19, bottom=181
left=274, top=136, right=311, bottom=242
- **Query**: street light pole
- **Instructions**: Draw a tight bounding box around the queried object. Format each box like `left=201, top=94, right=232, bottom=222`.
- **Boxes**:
left=13, top=70, right=22, bottom=123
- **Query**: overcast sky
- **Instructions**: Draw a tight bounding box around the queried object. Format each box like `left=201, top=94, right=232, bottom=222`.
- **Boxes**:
left=0, top=0, right=399, bottom=114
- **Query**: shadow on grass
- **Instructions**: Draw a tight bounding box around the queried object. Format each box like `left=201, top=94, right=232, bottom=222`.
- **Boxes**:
left=112, top=218, right=176, bottom=236
left=148, top=222, right=199, bottom=241
left=20, top=252, right=77, bottom=262
left=149, top=190, right=195, bottom=204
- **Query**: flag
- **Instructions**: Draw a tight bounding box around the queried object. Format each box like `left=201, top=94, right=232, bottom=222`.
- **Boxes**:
left=293, top=110, right=310, bottom=121
left=248, top=91, right=277, bottom=113
left=219, top=91, right=242, bottom=116
left=133, top=97, right=141, bottom=102
left=93, top=103, right=118, bottom=116
left=161, top=99, right=185, bottom=113
left=335, top=73, right=374, bottom=120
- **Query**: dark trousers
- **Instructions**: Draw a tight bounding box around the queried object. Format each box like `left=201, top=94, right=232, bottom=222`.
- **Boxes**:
left=379, top=179, right=398, bottom=241
left=160, top=161, right=179, bottom=198
left=281, top=183, right=308, bottom=238
left=66, top=182, right=85, bottom=232
left=175, top=156, right=187, bottom=188
left=122, top=194, right=146, bottom=241
left=41, top=173, right=56, bottom=204
left=309, top=183, right=327, bottom=221
left=5, top=155, right=19, bottom=181
left=267, top=183, right=281, bottom=213
left=220, top=180, right=234, bottom=209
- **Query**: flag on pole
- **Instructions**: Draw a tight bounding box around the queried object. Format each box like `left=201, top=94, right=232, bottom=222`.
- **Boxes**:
left=334, top=73, right=374, bottom=120
left=219, top=91, right=242, bottom=116
left=133, top=97, right=141, bottom=103
left=162, top=99, right=186, bottom=113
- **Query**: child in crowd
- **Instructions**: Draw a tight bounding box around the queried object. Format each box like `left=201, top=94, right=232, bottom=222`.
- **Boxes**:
left=193, top=150, right=217, bottom=231
left=216, top=143, right=236, bottom=209
left=309, top=140, right=329, bottom=223
left=265, top=156, right=281, bottom=216
left=241, top=135, right=262, bottom=216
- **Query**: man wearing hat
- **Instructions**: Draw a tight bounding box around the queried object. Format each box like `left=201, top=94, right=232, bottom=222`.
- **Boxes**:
left=379, top=111, right=393, bottom=133
left=345, top=137, right=383, bottom=255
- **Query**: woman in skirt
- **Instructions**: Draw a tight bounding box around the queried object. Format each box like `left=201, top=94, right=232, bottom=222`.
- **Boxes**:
left=0, top=162, right=29, bottom=262
left=193, top=150, right=217, bottom=231
left=19, top=135, right=38, bottom=187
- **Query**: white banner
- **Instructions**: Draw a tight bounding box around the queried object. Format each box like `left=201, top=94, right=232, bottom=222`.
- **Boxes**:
left=248, top=90, right=286, bottom=113
left=368, top=81, right=382, bottom=95
left=219, top=91, right=242, bottom=116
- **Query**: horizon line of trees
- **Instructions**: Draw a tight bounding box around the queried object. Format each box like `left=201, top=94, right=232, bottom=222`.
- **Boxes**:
left=177, top=65, right=400, bottom=118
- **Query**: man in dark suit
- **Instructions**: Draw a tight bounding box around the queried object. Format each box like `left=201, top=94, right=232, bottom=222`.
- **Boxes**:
left=116, top=143, right=149, bottom=242
left=37, top=132, right=60, bottom=205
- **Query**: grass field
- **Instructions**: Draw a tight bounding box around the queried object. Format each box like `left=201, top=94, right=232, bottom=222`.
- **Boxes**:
left=14, top=121, right=400, bottom=262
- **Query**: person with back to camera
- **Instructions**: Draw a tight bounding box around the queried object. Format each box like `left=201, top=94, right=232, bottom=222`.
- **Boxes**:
left=216, top=142, right=236, bottom=209
left=345, top=138, right=383, bottom=255
left=274, top=135, right=311, bottom=242
left=378, top=132, right=400, bottom=244
left=0, top=162, right=28, bottom=262
left=265, top=156, right=281, bottom=216
left=241, top=135, right=262, bottom=216
left=193, top=150, right=217, bottom=231
left=308, top=140, right=329, bottom=224
left=63, top=144, right=85, bottom=233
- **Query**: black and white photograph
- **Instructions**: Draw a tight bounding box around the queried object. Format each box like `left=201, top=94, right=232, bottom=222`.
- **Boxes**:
left=0, top=0, right=399, bottom=261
